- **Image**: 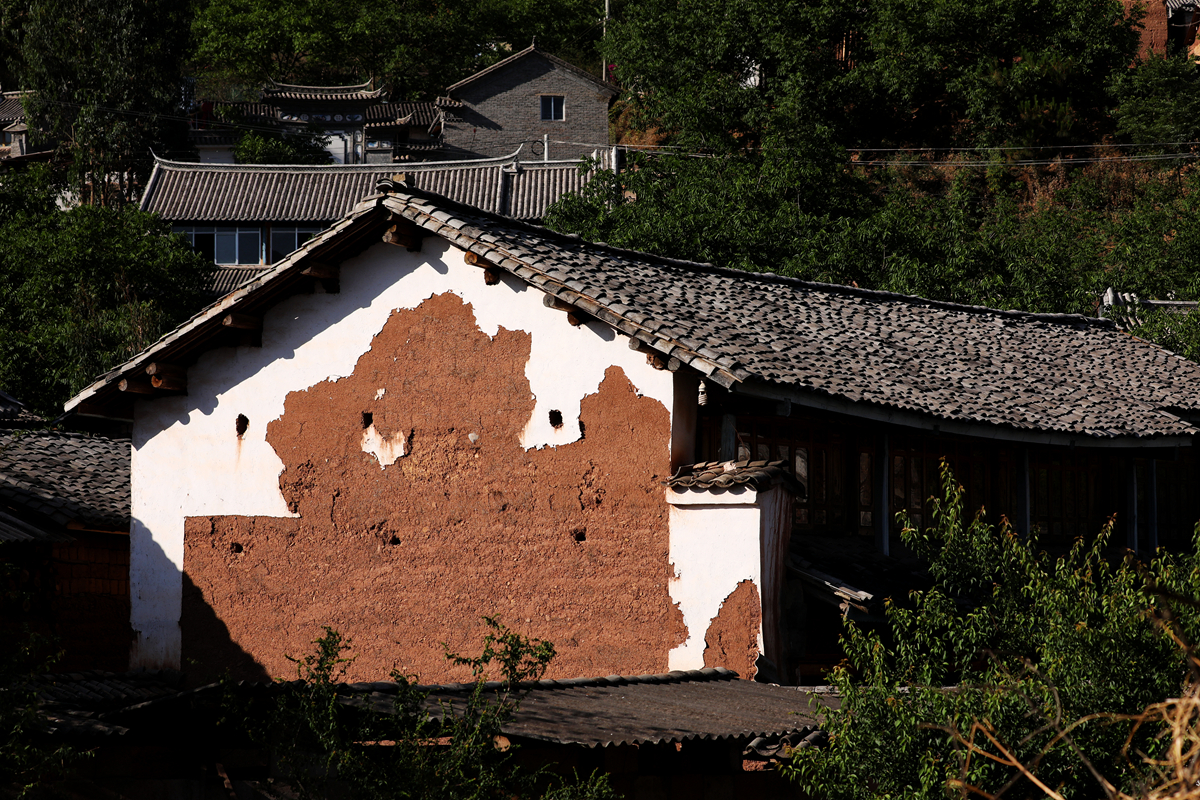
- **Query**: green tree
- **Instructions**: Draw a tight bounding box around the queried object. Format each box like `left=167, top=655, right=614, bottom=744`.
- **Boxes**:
left=0, top=165, right=211, bottom=417
left=190, top=0, right=605, bottom=101
left=16, top=0, right=194, bottom=205
left=1110, top=51, right=1200, bottom=146
left=783, top=462, right=1200, bottom=800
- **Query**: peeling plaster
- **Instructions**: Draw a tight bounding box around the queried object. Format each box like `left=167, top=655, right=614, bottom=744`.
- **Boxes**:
left=130, top=238, right=675, bottom=669
left=360, top=422, right=405, bottom=466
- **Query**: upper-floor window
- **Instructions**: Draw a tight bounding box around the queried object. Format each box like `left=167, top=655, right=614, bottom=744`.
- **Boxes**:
left=271, top=226, right=323, bottom=263
left=540, top=95, right=565, bottom=121
left=174, top=225, right=262, bottom=265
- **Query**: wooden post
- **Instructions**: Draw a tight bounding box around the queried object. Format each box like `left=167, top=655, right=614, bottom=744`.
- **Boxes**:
left=875, top=433, right=890, bottom=556
left=1147, top=459, right=1158, bottom=552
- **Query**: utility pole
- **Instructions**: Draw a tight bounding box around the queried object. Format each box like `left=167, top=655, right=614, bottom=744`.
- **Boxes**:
left=601, top=0, right=610, bottom=79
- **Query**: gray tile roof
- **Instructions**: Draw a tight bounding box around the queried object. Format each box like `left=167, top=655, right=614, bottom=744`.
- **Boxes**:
left=379, top=187, right=1200, bottom=442
left=366, top=102, right=437, bottom=128
left=0, top=430, right=130, bottom=533
left=0, top=389, right=43, bottom=428
left=70, top=186, right=1200, bottom=445
left=667, top=460, right=799, bottom=493
left=446, top=45, right=616, bottom=97
left=140, top=149, right=598, bottom=223
left=210, top=266, right=271, bottom=296
left=261, top=80, right=384, bottom=102
left=0, top=91, right=24, bottom=124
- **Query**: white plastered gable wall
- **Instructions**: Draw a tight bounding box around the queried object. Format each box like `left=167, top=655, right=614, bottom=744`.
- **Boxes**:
left=128, top=236, right=680, bottom=669
left=664, top=484, right=792, bottom=674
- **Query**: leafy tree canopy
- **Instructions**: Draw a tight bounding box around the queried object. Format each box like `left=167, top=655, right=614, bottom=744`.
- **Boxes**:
left=190, top=0, right=606, bottom=100
left=784, top=463, right=1200, bottom=800
left=12, top=0, right=194, bottom=204
left=0, top=165, right=211, bottom=417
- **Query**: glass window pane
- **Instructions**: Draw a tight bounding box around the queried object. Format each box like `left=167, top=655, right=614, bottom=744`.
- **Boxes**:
left=272, top=229, right=294, bottom=263
left=238, top=228, right=260, bottom=264
left=214, top=230, right=237, bottom=264
left=193, top=232, right=215, bottom=262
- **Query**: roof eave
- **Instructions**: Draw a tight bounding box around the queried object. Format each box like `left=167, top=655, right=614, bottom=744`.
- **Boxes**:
left=731, top=379, right=1199, bottom=450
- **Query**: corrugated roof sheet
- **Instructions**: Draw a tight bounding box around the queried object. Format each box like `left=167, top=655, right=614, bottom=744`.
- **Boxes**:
left=140, top=149, right=595, bottom=223
left=0, top=430, right=130, bottom=531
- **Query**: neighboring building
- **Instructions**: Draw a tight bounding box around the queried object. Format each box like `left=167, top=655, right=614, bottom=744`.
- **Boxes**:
left=188, top=82, right=455, bottom=165
left=140, top=149, right=608, bottom=293
left=65, top=184, right=1200, bottom=686
left=1123, top=0, right=1200, bottom=55
left=188, top=48, right=614, bottom=165
left=442, top=45, right=615, bottom=161
left=0, top=393, right=132, bottom=671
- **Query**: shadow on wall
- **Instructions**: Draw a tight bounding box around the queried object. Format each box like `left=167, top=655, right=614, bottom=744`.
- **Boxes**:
left=181, top=569, right=270, bottom=686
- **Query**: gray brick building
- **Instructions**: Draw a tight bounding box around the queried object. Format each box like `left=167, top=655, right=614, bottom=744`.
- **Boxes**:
left=442, top=46, right=616, bottom=161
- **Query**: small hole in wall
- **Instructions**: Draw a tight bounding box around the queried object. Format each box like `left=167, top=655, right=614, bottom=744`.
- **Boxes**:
left=235, top=414, right=249, bottom=438
left=388, top=536, right=401, bottom=546
left=362, top=411, right=373, bottom=429
left=570, top=527, right=586, bottom=544
left=549, top=409, right=563, bottom=428
left=230, top=542, right=243, bottom=554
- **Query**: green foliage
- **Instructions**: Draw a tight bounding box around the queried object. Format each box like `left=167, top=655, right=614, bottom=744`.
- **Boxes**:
left=0, top=165, right=211, bottom=417
left=1129, top=307, right=1200, bottom=363
left=231, top=130, right=331, bottom=165
left=247, top=619, right=618, bottom=800
left=1110, top=52, right=1200, bottom=146
left=190, top=0, right=605, bottom=100
left=848, top=0, right=1140, bottom=149
left=15, top=0, right=194, bottom=204
left=782, top=462, right=1200, bottom=800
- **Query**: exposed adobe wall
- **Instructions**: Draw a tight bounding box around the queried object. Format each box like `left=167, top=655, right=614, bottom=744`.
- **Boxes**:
left=182, top=293, right=684, bottom=682
left=1126, top=0, right=1168, bottom=54
left=129, top=238, right=677, bottom=670
left=702, top=580, right=761, bottom=681
left=444, top=53, right=611, bottom=160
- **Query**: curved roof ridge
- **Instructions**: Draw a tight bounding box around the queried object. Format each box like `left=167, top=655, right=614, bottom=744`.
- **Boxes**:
left=384, top=183, right=1113, bottom=332
left=148, top=146, right=529, bottom=174
left=264, top=78, right=375, bottom=92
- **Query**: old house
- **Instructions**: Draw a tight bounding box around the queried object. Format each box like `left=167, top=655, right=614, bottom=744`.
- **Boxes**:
left=441, top=45, right=615, bottom=161
left=189, top=47, right=612, bottom=165
left=188, top=81, right=452, bottom=165
left=0, top=391, right=132, bottom=670
left=64, top=183, right=1200, bottom=686
left=140, top=149, right=607, bottom=293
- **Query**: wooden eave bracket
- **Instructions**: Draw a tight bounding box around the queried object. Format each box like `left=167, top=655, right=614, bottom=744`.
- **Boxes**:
left=300, top=259, right=339, bottom=281
left=383, top=219, right=424, bottom=252
left=146, top=362, right=187, bottom=392
left=627, top=335, right=681, bottom=372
